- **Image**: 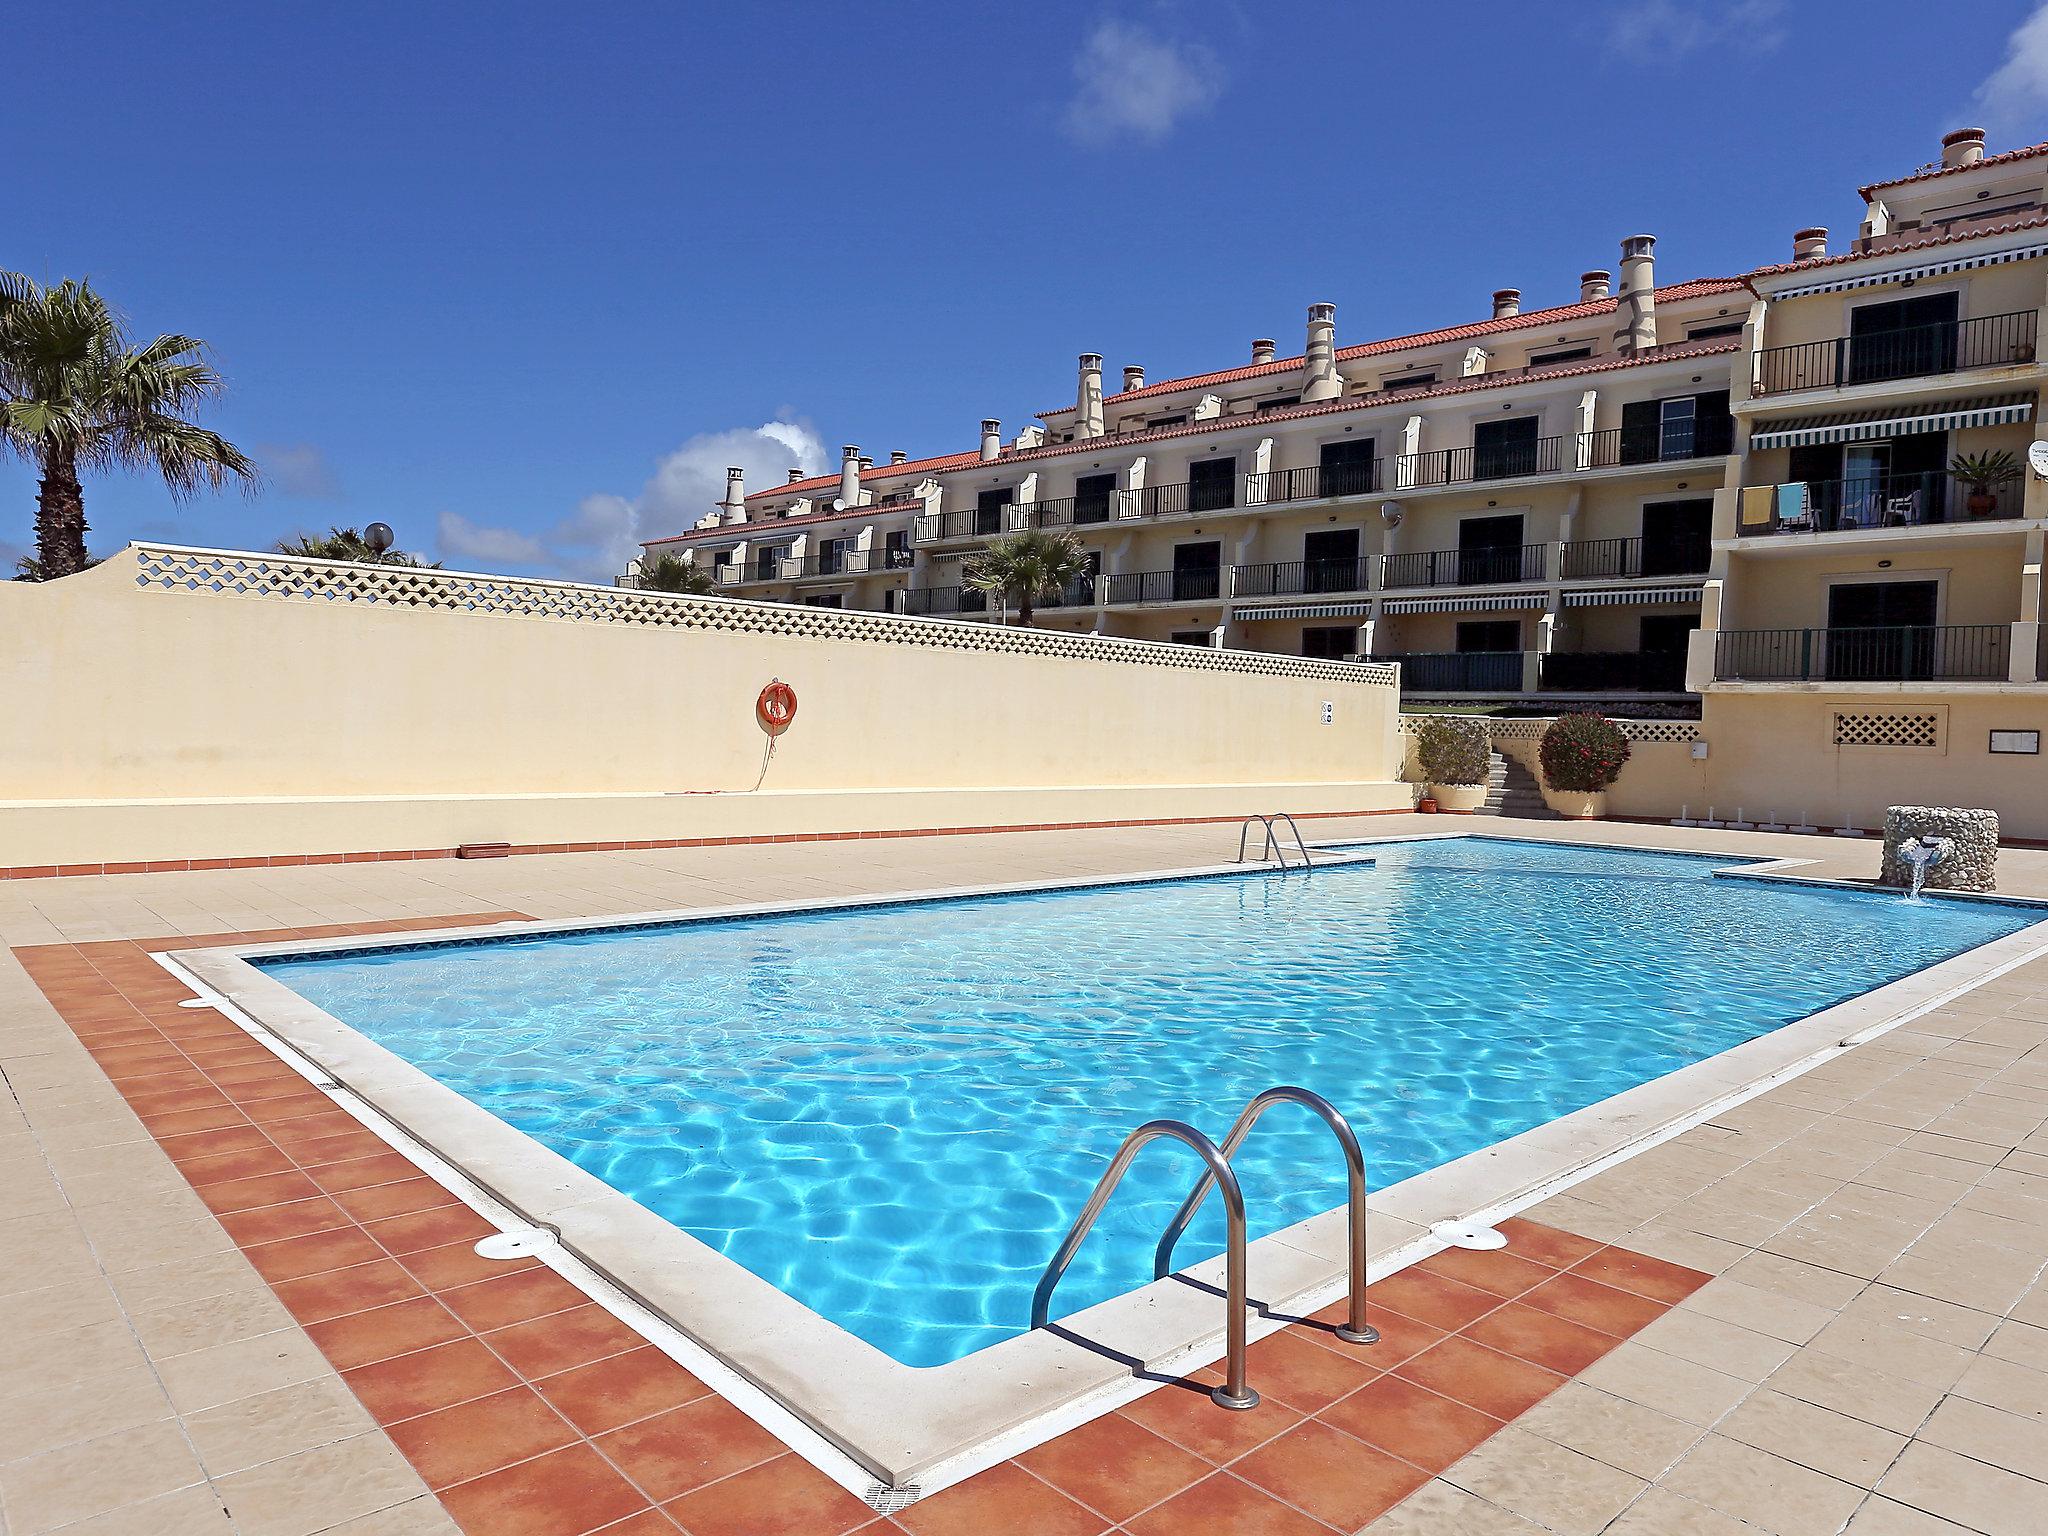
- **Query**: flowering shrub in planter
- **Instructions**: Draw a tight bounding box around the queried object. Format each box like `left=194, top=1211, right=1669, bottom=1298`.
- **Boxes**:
left=1414, top=716, right=1490, bottom=787
left=1540, top=712, right=1631, bottom=792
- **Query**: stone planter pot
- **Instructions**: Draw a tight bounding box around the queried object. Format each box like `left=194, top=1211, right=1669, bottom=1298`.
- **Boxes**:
left=1430, top=783, right=1490, bottom=813
left=1543, top=788, right=1608, bottom=819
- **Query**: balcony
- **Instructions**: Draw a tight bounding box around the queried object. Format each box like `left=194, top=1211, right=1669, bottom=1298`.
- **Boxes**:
left=1382, top=543, right=1547, bottom=590
left=1369, top=652, right=1525, bottom=693
left=1539, top=651, right=1690, bottom=693
left=1559, top=536, right=1709, bottom=580
left=1580, top=419, right=1734, bottom=468
left=1714, top=625, right=2010, bottom=682
left=1754, top=311, right=2038, bottom=396
left=893, top=586, right=989, bottom=617
left=1736, top=470, right=2025, bottom=537
left=1232, top=557, right=1376, bottom=598
left=1244, top=462, right=1383, bottom=504
left=1102, top=568, right=1224, bottom=605
left=1399, top=435, right=1566, bottom=488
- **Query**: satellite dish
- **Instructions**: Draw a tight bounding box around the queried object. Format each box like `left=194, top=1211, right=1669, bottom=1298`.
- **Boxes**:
left=830, top=497, right=848, bottom=512
left=2028, top=440, right=2048, bottom=480
left=363, top=522, right=395, bottom=555
left=1378, top=501, right=1405, bottom=528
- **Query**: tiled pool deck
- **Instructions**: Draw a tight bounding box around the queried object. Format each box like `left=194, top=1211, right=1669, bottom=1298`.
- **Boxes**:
left=1, top=818, right=2044, bottom=1535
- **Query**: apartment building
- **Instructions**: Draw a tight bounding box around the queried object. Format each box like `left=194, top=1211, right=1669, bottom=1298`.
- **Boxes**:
left=637, top=129, right=2048, bottom=720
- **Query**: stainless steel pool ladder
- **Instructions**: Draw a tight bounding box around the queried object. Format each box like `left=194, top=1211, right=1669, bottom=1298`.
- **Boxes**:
left=1028, top=1087, right=1375, bottom=1413
left=1236, top=813, right=1313, bottom=869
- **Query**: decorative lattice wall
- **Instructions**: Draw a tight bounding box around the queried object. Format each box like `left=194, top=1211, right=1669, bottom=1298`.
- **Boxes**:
left=1831, top=709, right=1944, bottom=751
left=131, top=546, right=1398, bottom=689
left=1401, top=714, right=1698, bottom=743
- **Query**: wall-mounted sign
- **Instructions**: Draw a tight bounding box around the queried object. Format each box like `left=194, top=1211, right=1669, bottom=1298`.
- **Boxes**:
left=1989, top=729, right=2040, bottom=755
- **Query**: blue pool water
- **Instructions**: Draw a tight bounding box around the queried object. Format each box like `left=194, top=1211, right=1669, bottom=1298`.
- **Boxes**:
left=257, top=838, right=2033, bottom=1367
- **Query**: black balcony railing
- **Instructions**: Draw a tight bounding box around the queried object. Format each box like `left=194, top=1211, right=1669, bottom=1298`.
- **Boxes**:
left=780, top=552, right=874, bottom=579
left=1715, top=625, right=2009, bottom=682
left=1580, top=418, right=1734, bottom=468
left=1020, top=497, right=1079, bottom=530
left=1558, top=535, right=1709, bottom=580
left=1754, top=310, right=2038, bottom=395
left=1737, top=470, right=2024, bottom=536
left=1539, top=651, right=1691, bottom=693
left=1370, top=652, right=1526, bottom=692
left=1244, top=461, right=1384, bottom=504
left=1102, top=567, right=1225, bottom=604
left=1382, top=543, right=1547, bottom=589
left=1232, top=557, right=1376, bottom=598
left=1400, top=435, right=1566, bottom=487
left=894, top=585, right=989, bottom=616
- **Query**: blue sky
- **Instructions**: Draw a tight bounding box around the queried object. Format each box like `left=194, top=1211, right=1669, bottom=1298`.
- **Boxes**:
left=9, top=0, right=2048, bottom=579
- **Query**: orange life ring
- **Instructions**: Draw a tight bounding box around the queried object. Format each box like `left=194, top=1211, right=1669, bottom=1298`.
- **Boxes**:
left=756, top=681, right=798, bottom=737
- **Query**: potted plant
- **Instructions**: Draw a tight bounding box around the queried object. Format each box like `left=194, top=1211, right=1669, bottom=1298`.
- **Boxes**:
left=1413, top=716, right=1491, bottom=813
left=1949, top=450, right=2020, bottom=518
left=1538, top=712, right=1630, bottom=818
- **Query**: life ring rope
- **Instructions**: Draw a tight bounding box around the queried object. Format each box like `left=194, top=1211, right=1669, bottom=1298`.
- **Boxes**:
left=756, top=680, right=798, bottom=737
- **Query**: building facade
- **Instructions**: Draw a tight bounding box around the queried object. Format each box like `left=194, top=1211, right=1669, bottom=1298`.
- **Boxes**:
left=637, top=128, right=2048, bottom=717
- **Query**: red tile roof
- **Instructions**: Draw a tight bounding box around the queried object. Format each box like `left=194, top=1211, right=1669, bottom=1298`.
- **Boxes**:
left=742, top=448, right=983, bottom=504
left=1859, top=140, right=2048, bottom=198
left=1746, top=210, right=2048, bottom=280
left=645, top=496, right=927, bottom=549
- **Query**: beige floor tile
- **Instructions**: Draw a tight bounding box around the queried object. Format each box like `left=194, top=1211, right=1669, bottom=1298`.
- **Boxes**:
left=1877, top=1440, right=2047, bottom=1536
left=1918, top=1395, right=2048, bottom=1482
left=0, top=1316, right=148, bottom=1401
left=1681, top=1277, right=1840, bottom=1346
left=1604, top=1486, right=1763, bottom=1535
left=183, top=1375, right=376, bottom=1477
left=1661, top=1435, right=1867, bottom=1536
left=1842, top=1494, right=1982, bottom=1534
left=1807, top=1314, right=1976, bottom=1392
left=1764, top=1349, right=1945, bottom=1438
left=1442, top=1428, right=1645, bottom=1536
left=155, top=1327, right=333, bottom=1416
left=1632, top=1308, right=1799, bottom=1383
left=1951, top=1352, right=2048, bottom=1423
left=313, top=1496, right=466, bottom=1536
left=1983, top=1318, right=2048, bottom=1374
left=1720, top=1250, right=1869, bottom=1312
left=1575, top=1340, right=1756, bottom=1427
left=0, top=1357, right=174, bottom=1461
left=132, top=1285, right=299, bottom=1360
left=106, top=1248, right=269, bottom=1316
left=1365, top=1479, right=1551, bottom=1535
left=1512, top=1381, right=1703, bottom=1480
left=57, top=1484, right=235, bottom=1536
left=0, top=1275, right=127, bottom=1343
left=0, top=1419, right=204, bottom=1534
left=215, top=1430, right=440, bottom=1536
left=1718, top=1388, right=1909, bottom=1487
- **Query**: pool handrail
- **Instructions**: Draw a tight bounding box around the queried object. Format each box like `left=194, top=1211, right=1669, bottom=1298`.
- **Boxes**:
left=1236, top=813, right=1313, bottom=869
left=1029, top=1118, right=1259, bottom=1410
left=1152, top=1086, right=1378, bottom=1347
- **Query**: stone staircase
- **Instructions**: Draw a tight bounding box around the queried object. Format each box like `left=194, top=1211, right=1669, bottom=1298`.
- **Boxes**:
left=1478, top=751, right=1559, bottom=819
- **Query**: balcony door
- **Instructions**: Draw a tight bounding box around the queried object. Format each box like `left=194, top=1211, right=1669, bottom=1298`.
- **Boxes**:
left=1302, top=528, right=1361, bottom=594
left=975, top=488, right=1011, bottom=536
left=1320, top=438, right=1376, bottom=497
left=1825, top=580, right=1938, bottom=680
left=1458, top=513, right=1525, bottom=584
left=1074, top=473, right=1116, bottom=525
left=1172, top=540, right=1222, bottom=601
left=1301, top=625, right=1357, bottom=659
left=1473, top=416, right=1539, bottom=480
left=1638, top=614, right=1698, bottom=692
left=1189, top=455, right=1237, bottom=513
left=1640, top=498, right=1711, bottom=576
left=1847, top=292, right=1958, bottom=384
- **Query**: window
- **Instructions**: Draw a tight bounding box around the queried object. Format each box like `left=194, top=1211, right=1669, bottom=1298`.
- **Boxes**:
left=1301, top=625, right=1357, bottom=659
left=1256, top=396, right=1301, bottom=414
left=1172, top=541, right=1223, bottom=601
left=1074, top=472, right=1117, bottom=524
left=1151, top=414, right=1188, bottom=429
left=1170, top=630, right=1214, bottom=647
left=1472, top=416, right=1541, bottom=479
left=1529, top=346, right=1594, bottom=367
left=1847, top=292, right=1959, bottom=384
left=1320, top=438, right=1377, bottom=497
left=1457, top=620, right=1522, bottom=653
left=883, top=530, right=912, bottom=569
left=1618, top=390, right=1732, bottom=463
left=1382, top=372, right=1436, bottom=391
left=1189, top=456, right=1237, bottom=513
left=1686, top=320, right=1745, bottom=341
left=803, top=593, right=844, bottom=609
left=975, top=488, right=1011, bottom=536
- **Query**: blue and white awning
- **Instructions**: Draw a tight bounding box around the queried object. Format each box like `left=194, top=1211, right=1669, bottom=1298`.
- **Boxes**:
left=1749, top=392, right=2036, bottom=450
left=1381, top=593, right=1544, bottom=615
left=1769, top=242, right=2048, bottom=300
left=1235, top=601, right=1372, bottom=620
left=1563, top=585, right=1703, bottom=608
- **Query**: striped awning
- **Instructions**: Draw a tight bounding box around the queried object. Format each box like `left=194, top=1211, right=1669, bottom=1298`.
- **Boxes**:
left=1380, top=593, right=1543, bottom=615
left=1235, top=601, right=1372, bottom=620
left=1563, top=585, right=1703, bottom=608
left=1749, top=392, right=2036, bottom=450
left=1769, top=242, right=2048, bottom=300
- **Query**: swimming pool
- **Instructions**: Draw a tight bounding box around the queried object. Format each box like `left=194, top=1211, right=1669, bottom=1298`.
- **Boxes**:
left=254, top=837, right=2031, bottom=1368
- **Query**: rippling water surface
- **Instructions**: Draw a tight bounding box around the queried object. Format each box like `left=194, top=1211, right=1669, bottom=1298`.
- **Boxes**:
left=259, top=838, right=2031, bottom=1366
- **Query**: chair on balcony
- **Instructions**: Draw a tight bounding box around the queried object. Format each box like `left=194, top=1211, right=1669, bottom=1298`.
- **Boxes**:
left=1882, top=490, right=1923, bottom=527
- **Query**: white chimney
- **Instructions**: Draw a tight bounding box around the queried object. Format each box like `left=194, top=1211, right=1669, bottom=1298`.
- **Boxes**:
left=1793, top=226, right=1828, bottom=261
left=889, top=449, right=908, bottom=465
left=787, top=467, right=804, bottom=483
left=979, top=418, right=1001, bottom=463
left=1492, top=288, right=1521, bottom=319
left=1301, top=304, right=1340, bottom=403
left=1942, top=128, right=1986, bottom=169
left=1579, top=270, right=1611, bottom=302
left=1075, top=354, right=1104, bottom=438
left=720, top=466, right=745, bottom=513
left=858, top=455, right=873, bottom=473
left=1613, top=236, right=1657, bottom=354
left=838, top=445, right=860, bottom=507
left=1252, top=338, right=1277, bottom=364
left=1123, top=365, right=1145, bottom=392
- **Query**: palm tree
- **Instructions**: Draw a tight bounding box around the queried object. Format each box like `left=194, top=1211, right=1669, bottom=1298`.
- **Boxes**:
left=964, top=529, right=1090, bottom=627
left=637, top=552, right=719, bottom=594
left=276, top=527, right=436, bottom=567
left=0, top=272, right=255, bottom=579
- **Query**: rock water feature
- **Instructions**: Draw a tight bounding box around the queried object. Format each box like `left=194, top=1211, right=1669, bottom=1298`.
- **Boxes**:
left=1880, top=806, right=1999, bottom=893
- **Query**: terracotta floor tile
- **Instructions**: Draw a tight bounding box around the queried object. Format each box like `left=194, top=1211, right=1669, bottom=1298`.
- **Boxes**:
left=438, top=1443, right=651, bottom=1536
left=275, top=1256, right=427, bottom=1324
left=196, top=1168, right=324, bottom=1214
left=1122, top=1472, right=1327, bottom=1536
left=1519, top=1271, right=1668, bottom=1338
left=1237, top=1327, right=1383, bottom=1413
left=1496, top=1221, right=1605, bottom=1270
left=305, top=1148, right=420, bottom=1191
left=1463, top=1301, right=1623, bottom=1376
left=1363, top=1267, right=1506, bottom=1332
left=440, top=1265, right=588, bottom=1332
left=384, top=1385, right=579, bottom=1489
left=1569, top=1246, right=1712, bottom=1304
left=216, top=1194, right=355, bottom=1247
left=1233, top=1418, right=1432, bottom=1530
left=535, top=1346, right=712, bottom=1436
left=134, top=1102, right=250, bottom=1137
left=1117, top=1380, right=1305, bottom=1465
left=1296, top=1302, right=1447, bottom=1368
left=663, top=1453, right=874, bottom=1536
left=344, top=1336, right=520, bottom=1420
left=244, top=1224, right=386, bottom=1282
left=1414, top=1245, right=1560, bottom=1299
left=1317, top=1372, right=1503, bottom=1472
left=244, top=1090, right=341, bottom=1125
left=588, top=1512, right=682, bottom=1535
left=364, top=1202, right=497, bottom=1258
left=1017, top=1410, right=1211, bottom=1524
left=401, top=1238, right=530, bottom=1291
left=486, top=1304, right=648, bottom=1380
left=267, top=1109, right=376, bottom=1149
left=157, top=1123, right=277, bottom=1163
left=331, top=1174, right=462, bottom=1222
left=895, top=1461, right=1108, bottom=1536
left=594, top=1395, right=782, bottom=1502
left=285, top=1128, right=393, bottom=1165
left=306, top=1294, right=472, bottom=1371
left=1394, top=1335, right=1566, bottom=1421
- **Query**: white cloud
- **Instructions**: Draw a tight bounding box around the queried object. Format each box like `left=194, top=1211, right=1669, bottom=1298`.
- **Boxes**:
left=1976, top=3, right=2048, bottom=135
left=256, top=443, right=340, bottom=500
left=1603, top=0, right=1784, bottom=64
left=1061, top=20, right=1223, bottom=147
left=430, top=419, right=828, bottom=582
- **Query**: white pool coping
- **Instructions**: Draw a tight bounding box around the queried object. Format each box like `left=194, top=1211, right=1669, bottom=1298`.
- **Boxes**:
left=162, top=838, right=2048, bottom=1492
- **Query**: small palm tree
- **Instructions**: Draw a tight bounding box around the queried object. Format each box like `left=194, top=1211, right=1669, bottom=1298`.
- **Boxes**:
left=276, top=527, right=435, bottom=567
left=0, top=272, right=254, bottom=579
left=965, top=529, right=1089, bottom=627
left=638, top=552, right=719, bottom=594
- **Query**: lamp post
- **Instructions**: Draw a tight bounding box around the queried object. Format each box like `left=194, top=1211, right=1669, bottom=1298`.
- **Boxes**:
left=364, top=522, right=395, bottom=564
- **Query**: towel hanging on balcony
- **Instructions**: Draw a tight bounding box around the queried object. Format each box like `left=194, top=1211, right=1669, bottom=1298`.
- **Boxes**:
left=1775, top=482, right=1808, bottom=523
left=1739, top=486, right=1776, bottom=527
